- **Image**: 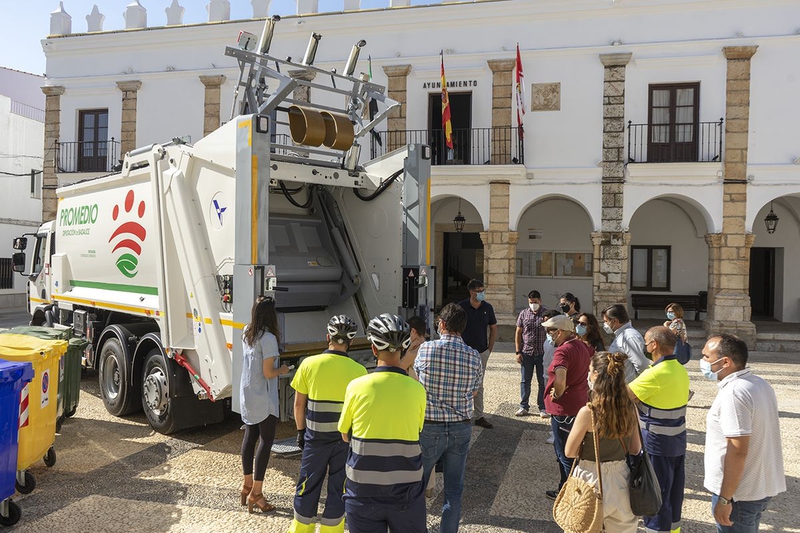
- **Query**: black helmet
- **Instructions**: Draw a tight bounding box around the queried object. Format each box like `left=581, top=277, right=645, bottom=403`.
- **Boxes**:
left=366, top=313, right=411, bottom=352
left=327, top=315, right=358, bottom=344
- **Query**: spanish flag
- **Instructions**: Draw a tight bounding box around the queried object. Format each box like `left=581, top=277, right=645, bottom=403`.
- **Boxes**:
left=441, top=51, right=453, bottom=151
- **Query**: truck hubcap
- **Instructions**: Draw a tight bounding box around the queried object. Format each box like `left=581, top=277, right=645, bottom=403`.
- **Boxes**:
left=143, top=368, right=169, bottom=415
left=103, top=356, right=120, bottom=400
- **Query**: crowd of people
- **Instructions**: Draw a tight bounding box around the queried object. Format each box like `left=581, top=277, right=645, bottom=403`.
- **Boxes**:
left=236, top=283, right=787, bottom=533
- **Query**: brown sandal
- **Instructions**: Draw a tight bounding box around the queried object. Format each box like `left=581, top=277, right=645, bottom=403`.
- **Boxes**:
left=240, top=485, right=252, bottom=506
left=247, top=493, right=275, bottom=514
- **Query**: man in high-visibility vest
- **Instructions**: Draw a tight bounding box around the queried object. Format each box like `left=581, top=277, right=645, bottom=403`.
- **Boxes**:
left=288, top=315, right=367, bottom=533
left=338, top=313, right=427, bottom=533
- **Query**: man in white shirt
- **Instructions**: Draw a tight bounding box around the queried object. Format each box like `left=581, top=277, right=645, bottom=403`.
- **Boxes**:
left=701, top=334, right=786, bottom=533
left=601, top=304, right=649, bottom=382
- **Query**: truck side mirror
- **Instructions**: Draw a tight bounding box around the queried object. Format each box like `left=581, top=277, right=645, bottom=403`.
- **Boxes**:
left=13, top=237, right=27, bottom=250
left=12, top=252, right=26, bottom=273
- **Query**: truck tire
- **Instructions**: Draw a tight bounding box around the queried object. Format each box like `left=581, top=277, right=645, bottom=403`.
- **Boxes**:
left=141, top=349, right=181, bottom=434
left=98, top=338, right=141, bottom=416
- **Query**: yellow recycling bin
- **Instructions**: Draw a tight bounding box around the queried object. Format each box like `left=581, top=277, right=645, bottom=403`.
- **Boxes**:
left=0, top=334, right=66, bottom=472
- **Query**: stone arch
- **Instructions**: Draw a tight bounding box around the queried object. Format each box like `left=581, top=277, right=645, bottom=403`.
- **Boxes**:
left=511, top=190, right=601, bottom=232
left=623, top=192, right=718, bottom=235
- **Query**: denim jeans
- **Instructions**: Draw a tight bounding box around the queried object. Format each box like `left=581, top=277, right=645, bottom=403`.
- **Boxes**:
left=420, top=421, right=473, bottom=533
left=711, top=494, right=772, bottom=533
left=550, top=415, right=576, bottom=489
left=520, top=353, right=545, bottom=411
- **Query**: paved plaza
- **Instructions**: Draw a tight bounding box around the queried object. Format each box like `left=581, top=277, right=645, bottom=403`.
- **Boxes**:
left=7, top=341, right=800, bottom=532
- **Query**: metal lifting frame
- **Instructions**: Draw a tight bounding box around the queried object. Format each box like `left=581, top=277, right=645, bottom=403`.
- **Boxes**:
left=224, top=38, right=399, bottom=167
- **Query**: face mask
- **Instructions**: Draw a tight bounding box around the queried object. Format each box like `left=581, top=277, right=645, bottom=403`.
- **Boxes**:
left=476, top=292, right=486, bottom=302
left=529, top=303, right=540, bottom=312
left=603, top=323, right=614, bottom=334
left=667, top=312, right=676, bottom=320
left=546, top=333, right=554, bottom=345
left=559, top=304, right=570, bottom=313
left=575, top=324, right=587, bottom=337
left=700, top=358, right=724, bottom=380
left=587, top=376, right=595, bottom=391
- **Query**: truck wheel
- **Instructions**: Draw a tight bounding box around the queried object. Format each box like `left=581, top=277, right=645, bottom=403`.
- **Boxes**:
left=98, top=338, right=141, bottom=416
left=141, top=349, right=180, bottom=434
left=0, top=500, right=21, bottom=527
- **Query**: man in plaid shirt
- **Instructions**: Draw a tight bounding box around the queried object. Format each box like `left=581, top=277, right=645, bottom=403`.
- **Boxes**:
left=514, top=289, right=548, bottom=418
left=414, top=303, right=483, bottom=533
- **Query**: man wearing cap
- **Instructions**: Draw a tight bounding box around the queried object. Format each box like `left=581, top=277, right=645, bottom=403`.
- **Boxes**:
left=542, top=313, right=594, bottom=500
left=338, top=314, right=428, bottom=533
left=289, top=315, right=368, bottom=533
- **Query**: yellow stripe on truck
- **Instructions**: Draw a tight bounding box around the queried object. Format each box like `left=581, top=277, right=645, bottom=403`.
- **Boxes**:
left=29, top=297, right=50, bottom=305
left=54, top=294, right=164, bottom=318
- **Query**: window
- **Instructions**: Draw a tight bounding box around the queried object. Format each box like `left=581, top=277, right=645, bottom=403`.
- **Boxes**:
left=517, top=251, right=592, bottom=278
left=78, top=109, right=109, bottom=172
left=0, top=258, right=13, bottom=289
left=648, top=83, right=699, bottom=162
left=631, top=246, right=671, bottom=291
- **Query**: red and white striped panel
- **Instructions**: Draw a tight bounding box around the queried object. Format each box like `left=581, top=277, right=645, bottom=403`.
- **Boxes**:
left=19, top=383, right=29, bottom=428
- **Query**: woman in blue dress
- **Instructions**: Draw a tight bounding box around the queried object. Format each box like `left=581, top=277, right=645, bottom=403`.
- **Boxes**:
left=240, top=296, right=290, bottom=513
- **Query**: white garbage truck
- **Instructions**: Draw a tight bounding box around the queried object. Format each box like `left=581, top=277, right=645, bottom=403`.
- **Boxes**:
left=12, top=20, right=435, bottom=434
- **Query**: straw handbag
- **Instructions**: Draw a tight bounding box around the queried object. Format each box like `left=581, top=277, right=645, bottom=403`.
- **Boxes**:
left=552, top=407, right=604, bottom=533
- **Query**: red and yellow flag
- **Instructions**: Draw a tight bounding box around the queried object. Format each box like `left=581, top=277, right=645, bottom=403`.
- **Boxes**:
left=441, top=52, right=453, bottom=150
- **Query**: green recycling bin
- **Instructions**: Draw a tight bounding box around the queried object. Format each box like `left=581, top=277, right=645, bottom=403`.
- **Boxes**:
left=0, top=327, right=85, bottom=427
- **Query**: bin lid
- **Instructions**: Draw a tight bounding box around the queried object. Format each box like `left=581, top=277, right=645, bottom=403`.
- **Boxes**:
left=0, top=333, right=69, bottom=360
left=1, top=326, right=71, bottom=341
left=0, top=359, right=34, bottom=384
left=69, top=337, right=90, bottom=349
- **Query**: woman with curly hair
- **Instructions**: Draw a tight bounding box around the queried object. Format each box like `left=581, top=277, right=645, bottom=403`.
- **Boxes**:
left=565, top=352, right=642, bottom=532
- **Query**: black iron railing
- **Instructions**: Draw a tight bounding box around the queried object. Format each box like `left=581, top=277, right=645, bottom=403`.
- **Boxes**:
left=627, top=120, right=723, bottom=163
left=369, top=127, right=524, bottom=165
left=56, top=139, right=121, bottom=173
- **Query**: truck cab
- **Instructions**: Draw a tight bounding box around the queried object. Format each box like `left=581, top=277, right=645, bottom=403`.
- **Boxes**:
left=12, top=222, right=56, bottom=325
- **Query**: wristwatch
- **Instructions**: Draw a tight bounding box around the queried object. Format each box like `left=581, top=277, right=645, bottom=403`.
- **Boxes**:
left=516, top=351, right=522, bottom=355
left=718, top=496, right=733, bottom=506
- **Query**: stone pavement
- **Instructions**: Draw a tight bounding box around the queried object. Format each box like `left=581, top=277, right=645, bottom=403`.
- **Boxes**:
left=8, top=342, right=800, bottom=532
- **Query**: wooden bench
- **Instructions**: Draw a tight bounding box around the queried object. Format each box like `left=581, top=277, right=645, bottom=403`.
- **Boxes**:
left=631, top=292, right=708, bottom=321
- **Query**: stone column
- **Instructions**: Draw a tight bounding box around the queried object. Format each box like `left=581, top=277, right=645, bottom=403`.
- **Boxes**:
left=41, top=86, right=65, bottom=222
left=703, top=46, right=758, bottom=345
left=117, top=80, right=142, bottom=156
left=382, top=65, right=411, bottom=151
left=487, top=58, right=515, bottom=164
left=199, top=75, right=226, bottom=137
left=479, top=181, right=518, bottom=319
left=593, top=53, right=633, bottom=315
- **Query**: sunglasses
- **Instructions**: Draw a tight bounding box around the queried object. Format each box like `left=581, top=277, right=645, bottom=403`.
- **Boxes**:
left=546, top=328, right=559, bottom=334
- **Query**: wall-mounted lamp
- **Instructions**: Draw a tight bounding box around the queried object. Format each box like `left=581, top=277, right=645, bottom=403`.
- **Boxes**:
left=453, top=198, right=466, bottom=233
left=764, top=202, right=779, bottom=234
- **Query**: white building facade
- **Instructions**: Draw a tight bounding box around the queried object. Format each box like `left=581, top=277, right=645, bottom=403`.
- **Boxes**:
left=0, top=68, right=44, bottom=309
left=40, top=0, right=800, bottom=344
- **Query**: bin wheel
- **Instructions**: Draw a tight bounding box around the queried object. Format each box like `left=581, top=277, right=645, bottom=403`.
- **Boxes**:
left=0, top=500, right=21, bottom=527
left=14, top=472, right=35, bottom=494
left=64, top=406, right=77, bottom=418
left=43, top=447, right=56, bottom=468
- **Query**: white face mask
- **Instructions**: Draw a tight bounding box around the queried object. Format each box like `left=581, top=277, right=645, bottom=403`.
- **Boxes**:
left=529, top=303, right=540, bottom=312
left=603, top=322, right=614, bottom=334
left=587, top=375, right=595, bottom=391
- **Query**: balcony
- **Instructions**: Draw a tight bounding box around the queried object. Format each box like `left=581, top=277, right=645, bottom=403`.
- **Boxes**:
left=627, top=120, right=723, bottom=164
left=369, top=127, right=524, bottom=166
left=56, top=139, right=121, bottom=173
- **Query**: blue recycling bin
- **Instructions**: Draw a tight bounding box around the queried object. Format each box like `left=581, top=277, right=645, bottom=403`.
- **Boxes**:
left=0, top=359, right=34, bottom=527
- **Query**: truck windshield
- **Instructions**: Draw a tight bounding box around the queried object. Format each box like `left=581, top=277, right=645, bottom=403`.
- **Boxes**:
left=31, top=234, right=47, bottom=276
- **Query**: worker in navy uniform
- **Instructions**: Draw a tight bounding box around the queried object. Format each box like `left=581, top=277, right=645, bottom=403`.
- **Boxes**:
left=288, top=315, right=368, bottom=533
left=338, top=313, right=428, bottom=533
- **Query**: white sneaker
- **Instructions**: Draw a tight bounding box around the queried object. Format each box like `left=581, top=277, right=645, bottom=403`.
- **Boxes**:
left=545, top=433, right=555, bottom=445
left=515, top=408, right=529, bottom=417
left=539, top=410, right=550, bottom=418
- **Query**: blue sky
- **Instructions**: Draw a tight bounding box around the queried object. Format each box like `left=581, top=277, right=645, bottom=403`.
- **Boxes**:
left=0, top=0, right=394, bottom=75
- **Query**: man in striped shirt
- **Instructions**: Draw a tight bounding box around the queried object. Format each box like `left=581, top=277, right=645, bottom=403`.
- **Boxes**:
left=338, top=314, right=427, bottom=533
left=415, top=303, right=483, bottom=533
